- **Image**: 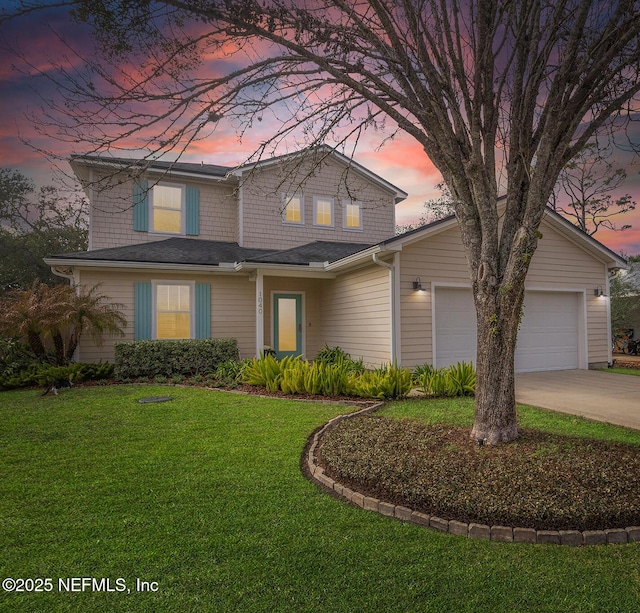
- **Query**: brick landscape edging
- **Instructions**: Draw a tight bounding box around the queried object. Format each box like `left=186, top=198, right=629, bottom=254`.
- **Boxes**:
left=305, top=404, right=640, bottom=546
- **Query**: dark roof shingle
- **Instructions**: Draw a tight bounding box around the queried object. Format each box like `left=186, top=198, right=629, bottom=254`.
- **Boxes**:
left=48, top=237, right=373, bottom=267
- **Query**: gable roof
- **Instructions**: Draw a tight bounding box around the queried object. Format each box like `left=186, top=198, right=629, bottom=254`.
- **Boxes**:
left=381, top=206, right=627, bottom=270
left=232, top=144, right=408, bottom=203
left=47, top=196, right=625, bottom=274
left=69, top=145, right=408, bottom=202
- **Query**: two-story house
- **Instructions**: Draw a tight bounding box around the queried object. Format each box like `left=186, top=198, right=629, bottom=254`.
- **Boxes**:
left=47, top=145, right=625, bottom=371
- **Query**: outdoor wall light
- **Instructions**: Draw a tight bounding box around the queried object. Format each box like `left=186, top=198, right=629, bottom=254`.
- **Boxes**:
left=594, top=285, right=605, bottom=297
left=413, top=277, right=423, bottom=291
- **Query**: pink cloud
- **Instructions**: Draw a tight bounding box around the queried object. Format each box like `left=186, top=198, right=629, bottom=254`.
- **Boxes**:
left=1, top=5, right=639, bottom=256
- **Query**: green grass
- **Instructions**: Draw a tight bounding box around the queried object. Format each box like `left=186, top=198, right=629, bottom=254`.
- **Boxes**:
left=607, top=367, right=640, bottom=377
left=1, top=386, right=640, bottom=612
left=382, top=396, right=640, bottom=443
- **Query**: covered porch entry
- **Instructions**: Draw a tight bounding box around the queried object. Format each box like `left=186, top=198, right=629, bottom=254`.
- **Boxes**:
left=252, top=271, right=331, bottom=360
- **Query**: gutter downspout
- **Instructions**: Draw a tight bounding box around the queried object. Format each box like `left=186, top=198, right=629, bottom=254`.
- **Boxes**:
left=372, top=253, right=397, bottom=364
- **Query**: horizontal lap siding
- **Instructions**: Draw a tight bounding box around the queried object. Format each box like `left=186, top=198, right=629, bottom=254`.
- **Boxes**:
left=76, top=270, right=255, bottom=362
left=399, top=217, right=610, bottom=368
left=527, top=221, right=609, bottom=365
left=400, top=226, right=470, bottom=368
left=75, top=270, right=135, bottom=362
left=320, top=265, right=391, bottom=368
left=210, top=276, right=255, bottom=359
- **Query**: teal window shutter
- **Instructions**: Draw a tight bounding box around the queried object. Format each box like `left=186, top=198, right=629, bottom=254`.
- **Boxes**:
left=133, top=181, right=149, bottom=232
left=134, top=282, right=152, bottom=340
left=195, top=283, right=211, bottom=339
left=186, top=186, right=200, bottom=235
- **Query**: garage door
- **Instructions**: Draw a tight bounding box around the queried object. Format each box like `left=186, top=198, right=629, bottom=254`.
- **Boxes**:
left=434, top=288, right=579, bottom=372
left=515, top=292, right=578, bottom=371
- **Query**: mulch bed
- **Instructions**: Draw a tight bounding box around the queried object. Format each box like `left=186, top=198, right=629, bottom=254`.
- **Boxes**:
left=317, top=415, right=640, bottom=531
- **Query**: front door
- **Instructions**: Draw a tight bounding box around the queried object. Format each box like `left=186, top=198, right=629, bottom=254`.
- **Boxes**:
left=273, top=293, right=303, bottom=358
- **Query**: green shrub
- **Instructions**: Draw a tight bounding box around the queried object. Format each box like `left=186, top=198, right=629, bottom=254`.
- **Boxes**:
left=242, top=353, right=284, bottom=389
left=0, top=338, right=38, bottom=378
left=243, top=354, right=377, bottom=398
left=445, top=361, right=476, bottom=396
left=114, top=338, right=239, bottom=380
left=0, top=360, right=114, bottom=391
left=315, top=345, right=365, bottom=374
left=213, top=359, right=245, bottom=386
left=315, top=345, right=352, bottom=364
left=280, top=358, right=309, bottom=394
left=415, top=361, right=476, bottom=397
left=346, top=363, right=412, bottom=400
left=412, top=363, right=434, bottom=385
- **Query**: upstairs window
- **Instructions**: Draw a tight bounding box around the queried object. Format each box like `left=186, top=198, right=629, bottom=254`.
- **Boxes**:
left=151, top=184, right=184, bottom=234
left=313, top=196, right=334, bottom=227
left=282, top=194, right=304, bottom=225
left=133, top=181, right=199, bottom=235
left=343, top=201, right=362, bottom=231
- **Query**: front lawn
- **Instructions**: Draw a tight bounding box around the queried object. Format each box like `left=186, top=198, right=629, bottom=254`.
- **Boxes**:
left=607, top=367, right=640, bottom=376
left=1, top=386, right=640, bottom=612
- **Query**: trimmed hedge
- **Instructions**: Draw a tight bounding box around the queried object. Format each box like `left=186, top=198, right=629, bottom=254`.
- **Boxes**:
left=114, top=338, right=239, bottom=380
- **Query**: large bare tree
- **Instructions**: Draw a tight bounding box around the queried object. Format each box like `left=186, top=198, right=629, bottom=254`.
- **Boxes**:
left=5, top=0, right=640, bottom=443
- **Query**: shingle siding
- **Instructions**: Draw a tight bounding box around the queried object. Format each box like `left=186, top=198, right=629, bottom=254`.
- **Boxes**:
left=88, top=170, right=238, bottom=250
left=239, top=157, right=395, bottom=250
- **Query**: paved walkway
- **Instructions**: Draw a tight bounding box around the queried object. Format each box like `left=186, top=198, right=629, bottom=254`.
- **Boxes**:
left=515, top=369, right=640, bottom=430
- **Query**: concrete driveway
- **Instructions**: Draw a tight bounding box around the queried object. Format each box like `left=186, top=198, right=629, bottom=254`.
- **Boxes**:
left=515, top=369, right=640, bottom=430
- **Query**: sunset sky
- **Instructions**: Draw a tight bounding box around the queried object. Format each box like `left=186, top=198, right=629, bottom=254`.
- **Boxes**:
left=1, top=1, right=639, bottom=256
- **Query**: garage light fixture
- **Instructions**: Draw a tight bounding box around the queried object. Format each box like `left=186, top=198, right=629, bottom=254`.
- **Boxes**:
left=413, top=277, right=423, bottom=291
left=594, top=285, right=605, bottom=297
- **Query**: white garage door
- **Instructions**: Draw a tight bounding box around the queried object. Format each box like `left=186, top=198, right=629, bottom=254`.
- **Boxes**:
left=434, top=288, right=579, bottom=372
left=515, top=292, right=579, bottom=372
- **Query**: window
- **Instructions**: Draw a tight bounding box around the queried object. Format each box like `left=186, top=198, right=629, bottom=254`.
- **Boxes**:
left=282, top=194, right=304, bottom=225
left=343, top=200, right=362, bottom=230
left=155, top=283, right=193, bottom=339
left=135, top=281, right=210, bottom=340
left=151, top=184, right=184, bottom=234
left=313, top=196, right=334, bottom=227
left=134, top=182, right=199, bottom=235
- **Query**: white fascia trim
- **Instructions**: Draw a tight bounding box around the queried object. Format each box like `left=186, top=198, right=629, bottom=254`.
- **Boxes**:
left=324, top=244, right=404, bottom=272
left=145, top=168, right=236, bottom=183
left=71, top=158, right=236, bottom=184
left=45, top=258, right=338, bottom=279
left=234, top=262, right=336, bottom=279
left=44, top=258, right=237, bottom=275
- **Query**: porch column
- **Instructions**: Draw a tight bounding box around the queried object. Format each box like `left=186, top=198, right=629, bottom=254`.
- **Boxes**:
left=255, top=270, right=264, bottom=358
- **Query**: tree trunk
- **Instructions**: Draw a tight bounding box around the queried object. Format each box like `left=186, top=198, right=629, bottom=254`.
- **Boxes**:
left=470, top=274, right=527, bottom=445
left=52, top=330, right=68, bottom=366
left=66, top=329, right=79, bottom=363
left=471, top=312, right=519, bottom=445
left=26, top=330, right=46, bottom=358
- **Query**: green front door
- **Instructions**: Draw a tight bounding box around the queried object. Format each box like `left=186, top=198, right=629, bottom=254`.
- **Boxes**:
left=273, top=293, right=303, bottom=358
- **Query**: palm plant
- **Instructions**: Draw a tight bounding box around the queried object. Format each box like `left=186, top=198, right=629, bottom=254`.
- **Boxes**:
left=53, top=284, right=126, bottom=364
left=0, top=281, right=126, bottom=365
